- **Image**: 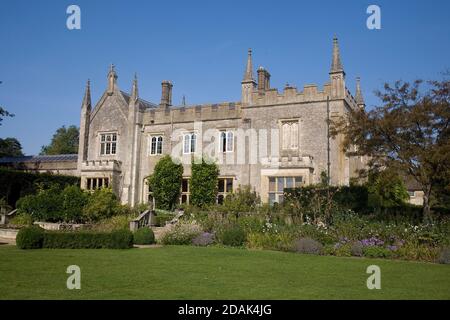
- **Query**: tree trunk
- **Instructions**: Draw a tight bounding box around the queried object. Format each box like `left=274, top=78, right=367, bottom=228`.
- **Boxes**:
left=422, top=186, right=433, bottom=222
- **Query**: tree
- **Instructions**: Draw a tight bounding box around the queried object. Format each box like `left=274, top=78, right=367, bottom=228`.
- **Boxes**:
left=367, top=169, right=409, bottom=209
left=148, top=155, right=183, bottom=210
left=190, top=157, right=219, bottom=208
left=0, top=81, right=14, bottom=126
left=0, top=107, right=13, bottom=126
left=40, top=125, right=79, bottom=155
left=331, top=74, right=450, bottom=218
left=0, top=137, right=24, bottom=157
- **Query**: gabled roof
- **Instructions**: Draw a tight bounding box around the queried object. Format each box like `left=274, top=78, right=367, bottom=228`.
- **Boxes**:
left=120, top=91, right=158, bottom=110
left=0, top=154, right=78, bottom=163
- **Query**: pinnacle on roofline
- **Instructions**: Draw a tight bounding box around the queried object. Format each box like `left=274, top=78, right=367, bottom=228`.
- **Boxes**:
left=330, top=35, right=344, bottom=74
left=355, top=76, right=365, bottom=106
left=242, top=48, right=255, bottom=82
left=131, top=72, right=139, bottom=101
left=82, top=79, right=91, bottom=109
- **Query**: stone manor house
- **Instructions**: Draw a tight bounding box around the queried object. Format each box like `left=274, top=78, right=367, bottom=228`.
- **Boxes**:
left=2, top=37, right=371, bottom=207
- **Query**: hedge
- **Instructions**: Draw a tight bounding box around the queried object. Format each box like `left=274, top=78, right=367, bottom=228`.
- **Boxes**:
left=0, top=168, right=79, bottom=208
left=16, top=225, right=45, bottom=249
left=16, top=226, right=133, bottom=249
left=43, top=230, right=133, bottom=249
left=133, top=227, right=155, bottom=245
left=284, top=185, right=449, bottom=221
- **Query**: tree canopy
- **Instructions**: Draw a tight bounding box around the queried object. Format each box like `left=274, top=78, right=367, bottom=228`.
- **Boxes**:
left=148, top=155, right=183, bottom=210
left=331, top=74, right=450, bottom=217
left=40, top=125, right=79, bottom=155
left=0, top=137, right=24, bottom=157
left=190, top=157, right=219, bottom=208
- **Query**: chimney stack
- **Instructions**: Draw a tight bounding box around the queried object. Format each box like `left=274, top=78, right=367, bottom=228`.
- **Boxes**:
left=257, top=67, right=270, bottom=92
left=160, top=80, right=173, bottom=107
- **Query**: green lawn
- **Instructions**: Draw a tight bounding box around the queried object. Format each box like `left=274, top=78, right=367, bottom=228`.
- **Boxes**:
left=0, top=245, right=449, bottom=299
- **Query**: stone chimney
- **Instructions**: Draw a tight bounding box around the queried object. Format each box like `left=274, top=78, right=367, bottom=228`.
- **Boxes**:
left=257, top=67, right=271, bottom=92
left=160, top=80, right=173, bottom=107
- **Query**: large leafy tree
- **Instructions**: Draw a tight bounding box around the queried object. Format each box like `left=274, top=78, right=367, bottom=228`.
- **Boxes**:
left=190, top=157, right=219, bottom=208
left=40, top=125, right=79, bottom=155
left=0, top=137, right=24, bottom=157
left=331, top=74, right=450, bottom=218
left=148, top=155, right=183, bottom=210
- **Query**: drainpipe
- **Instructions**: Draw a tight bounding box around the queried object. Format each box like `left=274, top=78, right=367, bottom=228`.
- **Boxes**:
left=326, top=96, right=331, bottom=185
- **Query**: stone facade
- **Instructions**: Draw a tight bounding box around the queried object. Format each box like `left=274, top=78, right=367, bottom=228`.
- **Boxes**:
left=77, top=37, right=367, bottom=206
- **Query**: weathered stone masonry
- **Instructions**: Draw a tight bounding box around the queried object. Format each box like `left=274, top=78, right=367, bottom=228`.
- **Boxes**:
left=76, top=37, right=367, bottom=206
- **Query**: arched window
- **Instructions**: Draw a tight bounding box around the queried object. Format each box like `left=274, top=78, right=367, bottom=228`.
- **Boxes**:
left=150, top=135, right=163, bottom=155
left=183, top=133, right=196, bottom=154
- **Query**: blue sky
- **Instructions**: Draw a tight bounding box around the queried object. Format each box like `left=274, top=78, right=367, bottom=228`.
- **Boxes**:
left=0, top=0, right=449, bottom=155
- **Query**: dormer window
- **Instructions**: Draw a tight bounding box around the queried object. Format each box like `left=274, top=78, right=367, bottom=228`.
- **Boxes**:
left=100, top=133, right=117, bottom=155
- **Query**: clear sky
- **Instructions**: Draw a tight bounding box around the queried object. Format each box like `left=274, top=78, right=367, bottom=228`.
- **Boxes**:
left=0, top=0, right=449, bottom=155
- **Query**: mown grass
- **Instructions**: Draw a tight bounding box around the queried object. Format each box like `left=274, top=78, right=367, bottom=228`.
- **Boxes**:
left=0, top=245, right=449, bottom=299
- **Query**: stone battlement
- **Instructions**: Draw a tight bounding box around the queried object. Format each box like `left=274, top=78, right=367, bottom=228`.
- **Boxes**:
left=81, top=159, right=122, bottom=172
left=144, top=102, right=241, bottom=124
left=250, top=83, right=333, bottom=106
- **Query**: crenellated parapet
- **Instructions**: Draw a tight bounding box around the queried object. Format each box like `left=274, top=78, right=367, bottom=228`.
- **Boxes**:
left=249, top=83, right=332, bottom=106
left=81, top=159, right=122, bottom=173
left=143, top=102, right=241, bottom=124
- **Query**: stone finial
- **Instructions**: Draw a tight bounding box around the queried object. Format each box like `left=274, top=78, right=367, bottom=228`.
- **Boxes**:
left=355, top=77, right=365, bottom=107
left=243, top=48, right=254, bottom=82
left=107, top=63, right=118, bottom=93
left=330, top=35, right=344, bottom=73
left=82, top=79, right=91, bottom=110
left=131, top=73, right=139, bottom=102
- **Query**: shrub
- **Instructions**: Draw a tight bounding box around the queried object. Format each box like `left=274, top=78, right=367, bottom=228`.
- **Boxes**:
left=16, top=185, right=64, bottom=222
left=92, top=215, right=132, bottom=232
left=363, top=246, right=393, bottom=259
left=61, top=185, right=88, bottom=222
left=322, top=244, right=336, bottom=256
left=246, top=231, right=294, bottom=251
left=438, top=247, right=450, bottom=264
left=395, top=243, right=440, bottom=262
left=160, top=222, right=202, bottom=245
left=133, top=228, right=155, bottom=245
left=44, top=231, right=106, bottom=249
left=9, top=213, right=33, bottom=227
left=296, top=224, right=336, bottom=245
left=190, top=157, right=219, bottom=208
left=109, top=230, right=134, bottom=249
left=350, top=241, right=364, bottom=257
left=147, top=156, right=183, bottom=210
left=155, top=214, right=174, bottom=227
left=335, top=243, right=352, bottom=257
left=16, top=225, right=44, bottom=249
left=220, top=186, right=260, bottom=217
left=43, top=230, right=133, bottom=249
left=293, top=237, right=323, bottom=255
left=192, top=232, right=215, bottom=246
left=219, top=224, right=246, bottom=247
left=83, top=188, right=121, bottom=222
left=0, top=167, right=79, bottom=209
